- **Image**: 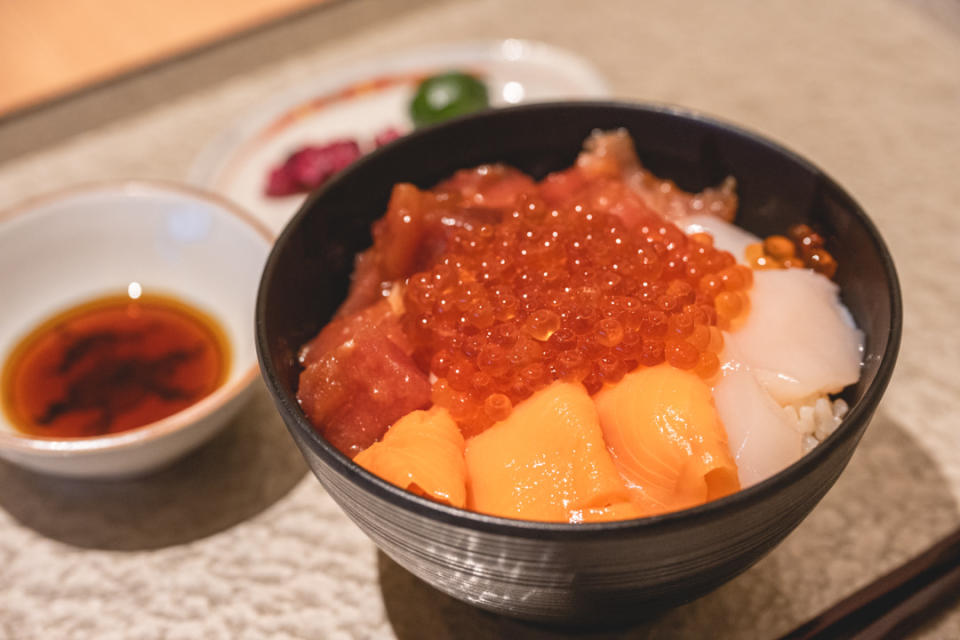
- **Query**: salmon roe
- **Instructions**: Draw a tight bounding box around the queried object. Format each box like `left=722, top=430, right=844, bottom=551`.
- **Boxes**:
left=402, top=194, right=752, bottom=436
left=746, top=224, right=838, bottom=279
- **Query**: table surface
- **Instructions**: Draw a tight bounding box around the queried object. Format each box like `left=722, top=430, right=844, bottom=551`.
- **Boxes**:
left=1, top=0, right=958, bottom=638
left=0, top=0, right=327, bottom=117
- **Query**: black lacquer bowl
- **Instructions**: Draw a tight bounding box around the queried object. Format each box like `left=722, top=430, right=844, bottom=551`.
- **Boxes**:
left=255, top=102, right=901, bottom=624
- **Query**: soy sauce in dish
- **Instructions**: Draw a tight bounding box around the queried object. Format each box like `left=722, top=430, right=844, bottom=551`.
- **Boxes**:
left=1, top=292, right=229, bottom=438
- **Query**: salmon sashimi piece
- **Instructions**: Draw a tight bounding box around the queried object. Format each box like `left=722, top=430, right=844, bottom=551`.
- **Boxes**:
left=576, top=501, right=647, bottom=523
left=464, top=381, right=633, bottom=522
left=594, top=364, right=740, bottom=516
left=353, top=407, right=466, bottom=508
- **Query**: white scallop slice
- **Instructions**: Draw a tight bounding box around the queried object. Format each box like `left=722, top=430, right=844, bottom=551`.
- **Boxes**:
left=682, top=214, right=760, bottom=264
left=713, top=348, right=803, bottom=487
left=727, top=269, right=864, bottom=406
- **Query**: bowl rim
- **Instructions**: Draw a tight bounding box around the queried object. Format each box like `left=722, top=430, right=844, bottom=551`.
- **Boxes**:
left=0, top=179, right=274, bottom=456
left=257, top=99, right=903, bottom=537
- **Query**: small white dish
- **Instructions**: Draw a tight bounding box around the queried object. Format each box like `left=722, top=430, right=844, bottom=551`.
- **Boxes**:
left=0, top=181, right=273, bottom=478
left=188, top=38, right=610, bottom=235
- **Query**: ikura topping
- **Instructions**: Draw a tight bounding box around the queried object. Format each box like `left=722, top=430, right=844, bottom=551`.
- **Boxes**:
left=402, top=193, right=752, bottom=436
left=295, top=129, right=863, bottom=522
left=745, top=223, right=838, bottom=279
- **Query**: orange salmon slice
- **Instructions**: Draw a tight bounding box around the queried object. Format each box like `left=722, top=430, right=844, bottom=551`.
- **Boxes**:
left=464, top=381, right=632, bottom=522
left=353, top=406, right=466, bottom=508
left=594, top=364, right=740, bottom=515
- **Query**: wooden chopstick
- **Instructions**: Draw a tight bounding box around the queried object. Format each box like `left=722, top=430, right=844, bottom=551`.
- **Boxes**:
left=779, top=526, right=960, bottom=639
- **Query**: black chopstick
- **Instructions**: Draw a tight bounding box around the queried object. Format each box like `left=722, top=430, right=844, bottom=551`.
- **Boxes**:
left=779, top=525, right=960, bottom=639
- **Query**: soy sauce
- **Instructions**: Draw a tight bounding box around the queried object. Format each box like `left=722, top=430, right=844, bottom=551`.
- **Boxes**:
left=1, top=292, right=229, bottom=438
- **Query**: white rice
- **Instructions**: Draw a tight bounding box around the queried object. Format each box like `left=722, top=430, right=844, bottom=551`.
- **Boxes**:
left=782, top=396, right=849, bottom=453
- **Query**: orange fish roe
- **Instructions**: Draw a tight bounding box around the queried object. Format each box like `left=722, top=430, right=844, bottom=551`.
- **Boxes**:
left=746, top=224, right=838, bottom=279
left=402, top=194, right=752, bottom=436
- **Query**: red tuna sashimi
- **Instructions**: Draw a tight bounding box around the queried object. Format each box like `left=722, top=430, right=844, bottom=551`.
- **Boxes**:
left=299, top=298, right=411, bottom=366
left=298, top=328, right=431, bottom=456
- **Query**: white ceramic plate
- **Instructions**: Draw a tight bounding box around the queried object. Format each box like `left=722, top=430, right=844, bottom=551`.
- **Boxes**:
left=188, top=39, right=610, bottom=235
